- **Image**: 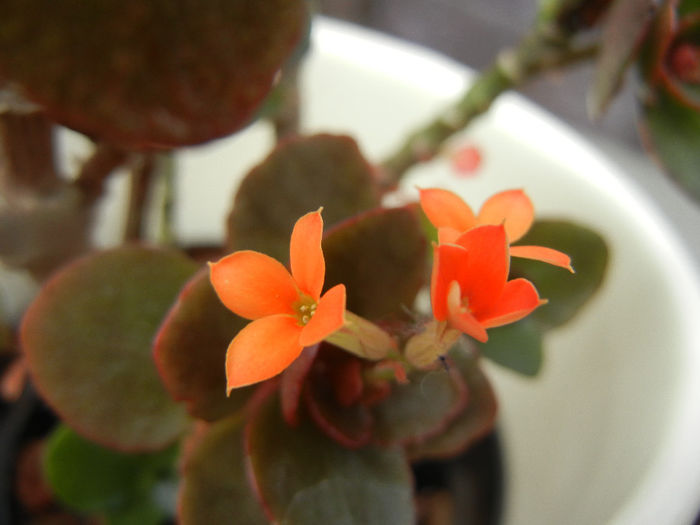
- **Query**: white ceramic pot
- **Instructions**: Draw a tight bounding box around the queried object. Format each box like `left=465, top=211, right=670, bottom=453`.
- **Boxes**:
left=52, top=16, right=700, bottom=525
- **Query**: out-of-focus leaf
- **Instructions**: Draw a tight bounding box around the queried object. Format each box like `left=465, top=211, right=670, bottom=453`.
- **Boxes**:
left=511, top=220, right=608, bottom=329
left=408, top=344, right=497, bottom=460
left=588, top=0, right=655, bottom=118
left=154, top=268, right=254, bottom=422
left=21, top=246, right=196, bottom=451
left=178, top=418, right=268, bottom=525
left=479, top=318, right=543, bottom=376
left=371, top=366, right=467, bottom=447
left=640, top=87, right=700, bottom=200
left=679, top=0, right=700, bottom=16
left=323, top=206, right=427, bottom=320
left=227, top=134, right=380, bottom=262
left=43, top=424, right=177, bottom=522
left=0, top=0, right=308, bottom=148
left=247, top=390, right=415, bottom=524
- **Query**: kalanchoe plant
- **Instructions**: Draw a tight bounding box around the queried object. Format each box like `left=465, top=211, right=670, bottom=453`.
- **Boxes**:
left=13, top=0, right=700, bottom=522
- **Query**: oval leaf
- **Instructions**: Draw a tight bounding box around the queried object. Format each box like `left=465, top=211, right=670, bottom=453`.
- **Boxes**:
left=247, top=390, right=415, bottom=525
left=371, top=367, right=468, bottom=447
left=21, top=246, right=197, bottom=451
left=44, top=424, right=177, bottom=520
left=227, top=134, right=380, bottom=262
left=511, top=220, right=608, bottom=329
left=409, top=345, right=497, bottom=460
left=178, top=418, right=268, bottom=525
left=0, top=0, right=308, bottom=147
left=323, top=206, right=427, bottom=320
left=479, top=317, right=543, bottom=376
left=154, top=268, right=255, bottom=422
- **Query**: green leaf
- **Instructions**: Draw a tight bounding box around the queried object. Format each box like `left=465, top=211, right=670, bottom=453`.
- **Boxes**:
left=588, top=0, right=654, bottom=117
left=178, top=417, right=268, bottom=525
left=479, top=318, right=543, bottom=376
left=21, top=246, right=197, bottom=451
left=323, top=205, right=427, bottom=320
left=247, top=391, right=415, bottom=525
left=0, top=0, right=308, bottom=147
left=408, top=345, right=497, bottom=460
left=511, top=220, right=608, bottom=329
left=44, top=424, right=177, bottom=522
left=154, top=268, right=255, bottom=422
left=679, top=0, right=700, bottom=16
left=641, top=88, right=700, bottom=201
left=371, top=367, right=467, bottom=446
left=227, top=134, right=380, bottom=262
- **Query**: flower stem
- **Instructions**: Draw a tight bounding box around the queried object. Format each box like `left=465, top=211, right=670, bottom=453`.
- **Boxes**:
left=377, top=7, right=600, bottom=188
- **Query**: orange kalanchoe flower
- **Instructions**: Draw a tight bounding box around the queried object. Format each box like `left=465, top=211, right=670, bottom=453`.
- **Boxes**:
left=419, top=187, right=573, bottom=271
left=209, top=210, right=346, bottom=392
left=431, top=224, right=543, bottom=342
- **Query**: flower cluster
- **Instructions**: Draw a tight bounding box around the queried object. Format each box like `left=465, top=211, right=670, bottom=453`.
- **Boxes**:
left=209, top=189, right=572, bottom=391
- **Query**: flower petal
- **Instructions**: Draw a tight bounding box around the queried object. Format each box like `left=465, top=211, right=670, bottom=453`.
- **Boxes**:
left=290, top=210, right=325, bottom=299
left=446, top=281, right=488, bottom=342
left=419, top=188, right=476, bottom=232
left=436, top=226, right=461, bottom=244
left=299, top=284, right=346, bottom=346
left=225, top=314, right=302, bottom=391
left=478, top=278, right=543, bottom=328
left=454, top=225, right=508, bottom=315
left=477, top=189, right=534, bottom=242
left=430, top=243, right=470, bottom=321
left=210, top=251, right=298, bottom=320
left=510, top=245, right=574, bottom=272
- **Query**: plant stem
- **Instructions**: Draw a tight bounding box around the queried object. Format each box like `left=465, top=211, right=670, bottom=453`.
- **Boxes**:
left=378, top=13, right=600, bottom=188
left=123, top=155, right=154, bottom=242
left=73, top=143, right=128, bottom=201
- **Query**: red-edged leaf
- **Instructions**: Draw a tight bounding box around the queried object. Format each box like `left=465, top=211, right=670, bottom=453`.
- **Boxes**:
left=178, top=419, right=268, bottom=525
left=323, top=205, right=427, bottom=320
left=21, top=246, right=196, bottom=451
left=408, top=343, right=498, bottom=460
left=0, top=0, right=308, bottom=147
left=227, top=134, right=380, bottom=262
left=371, top=366, right=468, bottom=447
left=246, top=389, right=415, bottom=524
left=154, top=268, right=254, bottom=422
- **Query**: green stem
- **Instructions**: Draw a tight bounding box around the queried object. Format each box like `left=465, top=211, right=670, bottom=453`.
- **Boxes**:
left=123, top=155, right=154, bottom=242
left=378, top=15, right=600, bottom=188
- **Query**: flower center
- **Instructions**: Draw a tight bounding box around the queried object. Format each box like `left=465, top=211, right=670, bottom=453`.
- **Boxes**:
left=294, top=295, right=317, bottom=326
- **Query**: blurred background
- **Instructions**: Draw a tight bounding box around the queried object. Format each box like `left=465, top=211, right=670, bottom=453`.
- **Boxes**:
left=318, top=0, right=700, bottom=268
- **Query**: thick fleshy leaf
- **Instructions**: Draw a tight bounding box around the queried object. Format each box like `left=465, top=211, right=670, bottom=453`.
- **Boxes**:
left=408, top=344, right=497, bottom=460
left=588, top=0, right=655, bottom=117
left=21, top=246, right=196, bottom=451
left=323, top=206, right=427, bottom=320
left=44, top=424, right=177, bottom=521
left=178, top=419, right=268, bottom=525
left=0, top=0, right=308, bottom=147
left=227, top=134, right=380, bottom=262
left=304, top=352, right=373, bottom=448
left=510, top=220, right=608, bottom=329
left=290, top=210, right=325, bottom=299
left=154, top=268, right=254, bottom=422
left=372, top=366, right=468, bottom=446
left=209, top=251, right=298, bottom=320
left=226, top=314, right=302, bottom=391
left=640, top=87, right=700, bottom=201
left=247, top=391, right=415, bottom=524
left=476, top=189, right=534, bottom=242
left=298, top=284, right=346, bottom=346
left=479, top=318, right=543, bottom=376
left=418, top=188, right=476, bottom=232
left=280, top=345, right=319, bottom=426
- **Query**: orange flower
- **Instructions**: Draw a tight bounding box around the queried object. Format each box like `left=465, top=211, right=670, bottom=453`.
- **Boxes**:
left=431, top=224, right=543, bottom=342
left=209, top=210, right=346, bottom=391
left=419, top=187, right=573, bottom=271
